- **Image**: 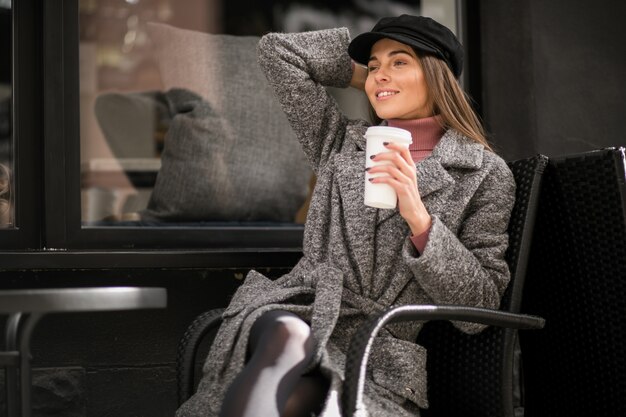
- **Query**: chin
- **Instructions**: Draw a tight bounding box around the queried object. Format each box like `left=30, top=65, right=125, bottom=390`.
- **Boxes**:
left=372, top=104, right=407, bottom=120
left=371, top=107, right=390, bottom=120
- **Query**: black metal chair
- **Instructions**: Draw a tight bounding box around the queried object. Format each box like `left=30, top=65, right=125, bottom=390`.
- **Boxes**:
left=177, top=154, right=549, bottom=416
left=520, top=148, right=626, bottom=417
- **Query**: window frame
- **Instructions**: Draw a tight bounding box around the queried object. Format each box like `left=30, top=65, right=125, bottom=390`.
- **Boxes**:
left=43, top=0, right=305, bottom=251
left=0, top=0, right=42, bottom=250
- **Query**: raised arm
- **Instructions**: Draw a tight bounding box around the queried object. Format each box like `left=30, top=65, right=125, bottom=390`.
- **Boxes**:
left=257, top=28, right=355, bottom=174
left=350, top=61, right=368, bottom=91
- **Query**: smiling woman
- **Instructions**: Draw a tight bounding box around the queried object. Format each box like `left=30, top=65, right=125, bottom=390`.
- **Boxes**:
left=365, top=39, right=432, bottom=120
left=350, top=15, right=490, bottom=151
left=177, top=12, right=516, bottom=417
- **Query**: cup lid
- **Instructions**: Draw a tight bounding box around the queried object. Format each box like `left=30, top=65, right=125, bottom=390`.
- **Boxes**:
left=365, top=126, right=412, bottom=143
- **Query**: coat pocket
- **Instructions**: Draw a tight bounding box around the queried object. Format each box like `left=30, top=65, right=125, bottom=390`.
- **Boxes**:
left=368, top=337, right=428, bottom=409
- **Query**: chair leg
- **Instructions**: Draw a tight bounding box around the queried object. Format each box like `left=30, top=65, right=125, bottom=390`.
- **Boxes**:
left=5, top=313, right=22, bottom=417
left=17, top=313, right=42, bottom=417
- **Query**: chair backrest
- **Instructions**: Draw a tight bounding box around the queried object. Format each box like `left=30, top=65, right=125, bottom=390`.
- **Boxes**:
left=418, top=154, right=548, bottom=417
left=177, top=308, right=225, bottom=405
left=520, top=148, right=626, bottom=417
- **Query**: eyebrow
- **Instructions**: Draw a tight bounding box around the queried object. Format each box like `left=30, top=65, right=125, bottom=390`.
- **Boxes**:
left=368, top=49, right=413, bottom=62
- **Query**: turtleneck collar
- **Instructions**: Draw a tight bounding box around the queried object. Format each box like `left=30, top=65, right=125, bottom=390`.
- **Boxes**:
left=387, top=116, right=445, bottom=163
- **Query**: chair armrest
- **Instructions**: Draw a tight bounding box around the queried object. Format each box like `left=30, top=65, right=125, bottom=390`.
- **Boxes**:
left=177, top=308, right=225, bottom=405
left=342, top=304, right=545, bottom=417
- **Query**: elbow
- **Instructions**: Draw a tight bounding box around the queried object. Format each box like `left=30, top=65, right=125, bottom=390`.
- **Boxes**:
left=257, top=32, right=279, bottom=62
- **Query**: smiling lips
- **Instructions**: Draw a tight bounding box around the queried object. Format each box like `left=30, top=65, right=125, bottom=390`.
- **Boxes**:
left=376, top=90, right=399, bottom=100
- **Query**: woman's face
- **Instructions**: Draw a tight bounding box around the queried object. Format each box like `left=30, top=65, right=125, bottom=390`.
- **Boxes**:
left=364, top=38, right=432, bottom=120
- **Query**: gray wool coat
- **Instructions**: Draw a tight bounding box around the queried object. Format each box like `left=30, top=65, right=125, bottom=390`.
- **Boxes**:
left=176, top=28, right=516, bottom=417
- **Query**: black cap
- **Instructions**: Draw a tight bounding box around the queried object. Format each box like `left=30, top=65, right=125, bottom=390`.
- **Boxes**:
left=348, top=15, right=464, bottom=78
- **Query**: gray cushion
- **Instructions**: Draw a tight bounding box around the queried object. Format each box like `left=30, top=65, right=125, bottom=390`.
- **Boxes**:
left=95, top=90, right=170, bottom=158
left=141, top=24, right=311, bottom=222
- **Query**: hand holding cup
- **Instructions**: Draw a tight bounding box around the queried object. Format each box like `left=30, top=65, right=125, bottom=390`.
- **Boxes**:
left=364, top=126, right=412, bottom=209
left=365, top=126, right=432, bottom=235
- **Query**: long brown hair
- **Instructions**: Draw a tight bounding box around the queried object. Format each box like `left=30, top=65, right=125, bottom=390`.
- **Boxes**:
left=369, top=51, right=492, bottom=151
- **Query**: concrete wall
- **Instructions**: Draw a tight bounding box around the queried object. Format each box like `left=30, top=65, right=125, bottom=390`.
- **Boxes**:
left=479, top=0, right=626, bottom=161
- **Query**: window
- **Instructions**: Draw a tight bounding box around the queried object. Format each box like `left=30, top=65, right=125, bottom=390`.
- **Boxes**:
left=0, top=0, right=457, bottom=256
left=0, top=1, right=12, bottom=228
left=76, top=0, right=457, bottom=230
left=0, top=0, right=41, bottom=251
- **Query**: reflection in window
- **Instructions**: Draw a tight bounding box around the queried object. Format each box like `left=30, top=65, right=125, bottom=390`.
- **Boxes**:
left=0, top=2, right=13, bottom=228
left=79, top=0, right=455, bottom=226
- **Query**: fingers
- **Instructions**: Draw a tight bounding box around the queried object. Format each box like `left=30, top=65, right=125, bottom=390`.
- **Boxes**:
left=370, top=142, right=413, bottom=167
left=369, top=143, right=416, bottom=182
left=367, top=143, right=427, bottom=228
left=381, top=141, right=413, bottom=165
left=367, top=164, right=412, bottom=188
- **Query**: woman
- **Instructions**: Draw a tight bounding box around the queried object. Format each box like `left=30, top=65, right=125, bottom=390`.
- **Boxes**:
left=177, top=14, right=515, bottom=417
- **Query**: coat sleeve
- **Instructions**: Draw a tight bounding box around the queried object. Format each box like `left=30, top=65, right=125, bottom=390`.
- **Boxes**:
left=402, top=157, right=516, bottom=334
left=257, top=28, right=354, bottom=174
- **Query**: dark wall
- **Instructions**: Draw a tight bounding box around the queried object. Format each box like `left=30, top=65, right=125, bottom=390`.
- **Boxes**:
left=479, top=0, right=626, bottom=161
left=0, top=8, right=10, bottom=84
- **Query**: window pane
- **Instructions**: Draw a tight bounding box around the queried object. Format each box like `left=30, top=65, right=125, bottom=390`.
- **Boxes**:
left=79, top=0, right=454, bottom=227
left=0, top=1, right=13, bottom=228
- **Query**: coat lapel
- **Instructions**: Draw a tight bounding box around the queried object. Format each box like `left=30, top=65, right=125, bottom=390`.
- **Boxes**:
left=431, top=129, right=485, bottom=170
left=376, top=129, right=483, bottom=225
left=341, top=122, right=379, bottom=229
left=416, top=158, right=455, bottom=199
left=330, top=123, right=378, bottom=292
left=333, top=150, right=378, bottom=291
left=376, top=130, right=486, bottom=304
left=334, top=125, right=486, bottom=296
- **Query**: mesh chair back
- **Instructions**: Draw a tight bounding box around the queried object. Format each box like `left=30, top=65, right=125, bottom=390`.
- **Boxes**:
left=418, top=154, right=547, bottom=417
left=177, top=309, right=225, bottom=405
left=521, top=148, right=626, bottom=417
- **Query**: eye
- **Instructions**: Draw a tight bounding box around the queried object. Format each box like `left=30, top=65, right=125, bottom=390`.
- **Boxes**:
left=393, top=60, right=407, bottom=67
left=367, top=64, right=379, bottom=72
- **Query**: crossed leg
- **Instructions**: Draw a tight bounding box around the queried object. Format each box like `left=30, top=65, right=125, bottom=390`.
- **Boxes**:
left=219, top=310, right=328, bottom=417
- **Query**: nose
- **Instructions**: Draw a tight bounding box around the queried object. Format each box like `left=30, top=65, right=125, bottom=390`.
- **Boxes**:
left=374, top=67, right=390, bottom=83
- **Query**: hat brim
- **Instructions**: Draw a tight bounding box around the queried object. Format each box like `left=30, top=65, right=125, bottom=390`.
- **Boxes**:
left=348, top=31, right=441, bottom=66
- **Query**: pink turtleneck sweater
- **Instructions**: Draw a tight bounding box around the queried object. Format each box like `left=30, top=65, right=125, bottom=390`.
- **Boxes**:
left=387, top=116, right=445, bottom=254
left=387, top=116, right=444, bottom=163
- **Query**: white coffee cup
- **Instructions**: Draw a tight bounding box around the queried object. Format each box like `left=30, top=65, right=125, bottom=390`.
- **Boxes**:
left=364, top=126, right=412, bottom=209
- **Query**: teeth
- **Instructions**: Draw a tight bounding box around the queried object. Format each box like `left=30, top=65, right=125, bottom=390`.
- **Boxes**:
left=377, top=91, right=397, bottom=97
